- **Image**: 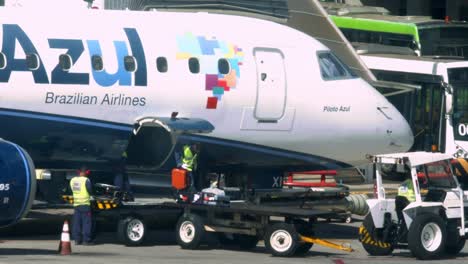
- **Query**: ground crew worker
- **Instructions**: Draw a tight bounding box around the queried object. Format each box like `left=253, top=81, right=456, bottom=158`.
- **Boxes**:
left=397, top=178, right=416, bottom=202
left=181, top=143, right=200, bottom=191
left=70, top=166, right=94, bottom=245
left=395, top=177, right=415, bottom=240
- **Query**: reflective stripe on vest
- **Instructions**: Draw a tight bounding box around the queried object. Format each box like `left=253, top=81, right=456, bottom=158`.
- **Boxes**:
left=398, top=179, right=416, bottom=202
left=70, top=176, right=90, bottom=206
left=182, top=145, right=197, bottom=172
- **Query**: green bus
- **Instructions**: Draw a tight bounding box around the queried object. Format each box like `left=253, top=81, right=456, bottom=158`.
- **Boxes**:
left=323, top=3, right=468, bottom=57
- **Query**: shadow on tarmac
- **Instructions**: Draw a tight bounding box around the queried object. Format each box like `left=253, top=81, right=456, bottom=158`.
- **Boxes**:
left=314, top=222, right=359, bottom=240
left=217, top=245, right=349, bottom=258
left=0, top=248, right=58, bottom=255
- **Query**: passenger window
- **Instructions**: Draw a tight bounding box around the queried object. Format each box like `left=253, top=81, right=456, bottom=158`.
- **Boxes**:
left=91, top=55, right=104, bottom=71
left=188, top=57, right=200, bottom=74
left=26, top=53, right=39, bottom=70
left=317, top=51, right=357, bottom=80
left=156, top=57, right=168, bottom=73
left=59, top=54, right=72, bottom=71
left=218, top=58, right=230, bottom=74
left=124, top=56, right=137, bottom=72
left=0, top=53, right=6, bottom=70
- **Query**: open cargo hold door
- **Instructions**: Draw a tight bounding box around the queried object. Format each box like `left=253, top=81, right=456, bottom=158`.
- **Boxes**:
left=127, top=117, right=214, bottom=169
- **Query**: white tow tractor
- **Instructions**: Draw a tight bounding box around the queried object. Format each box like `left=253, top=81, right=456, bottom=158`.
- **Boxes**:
left=359, top=152, right=468, bottom=260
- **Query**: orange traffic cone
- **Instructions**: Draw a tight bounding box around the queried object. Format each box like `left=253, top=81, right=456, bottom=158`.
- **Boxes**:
left=58, top=220, right=72, bottom=255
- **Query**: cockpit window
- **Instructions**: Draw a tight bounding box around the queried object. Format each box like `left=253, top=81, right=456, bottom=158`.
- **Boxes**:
left=317, top=51, right=357, bottom=81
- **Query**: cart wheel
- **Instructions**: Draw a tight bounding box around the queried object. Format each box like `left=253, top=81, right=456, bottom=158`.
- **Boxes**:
left=265, top=223, right=299, bottom=257
left=176, top=214, right=205, bottom=249
left=359, top=214, right=394, bottom=256
left=408, top=213, right=446, bottom=260
left=294, top=220, right=314, bottom=256
left=236, top=234, right=259, bottom=250
left=295, top=242, right=313, bottom=256
left=117, top=216, right=146, bottom=246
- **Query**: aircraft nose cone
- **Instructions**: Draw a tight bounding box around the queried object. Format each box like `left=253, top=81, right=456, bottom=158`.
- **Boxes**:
left=376, top=102, right=414, bottom=153
left=391, top=118, right=414, bottom=152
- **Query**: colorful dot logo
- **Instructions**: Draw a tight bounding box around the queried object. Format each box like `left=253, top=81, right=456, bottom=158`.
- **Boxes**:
left=176, top=33, right=244, bottom=109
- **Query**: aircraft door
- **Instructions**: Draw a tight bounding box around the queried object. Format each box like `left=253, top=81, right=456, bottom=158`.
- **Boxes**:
left=253, top=48, right=287, bottom=121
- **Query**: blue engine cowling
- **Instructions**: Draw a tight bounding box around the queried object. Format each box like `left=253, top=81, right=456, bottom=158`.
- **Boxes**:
left=0, top=139, right=36, bottom=227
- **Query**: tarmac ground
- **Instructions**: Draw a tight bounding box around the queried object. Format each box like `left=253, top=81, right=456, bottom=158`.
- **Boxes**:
left=1, top=205, right=468, bottom=264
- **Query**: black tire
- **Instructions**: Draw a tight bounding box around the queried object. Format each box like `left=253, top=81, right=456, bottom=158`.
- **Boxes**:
left=359, top=214, right=394, bottom=256
left=294, top=220, right=314, bottom=256
left=235, top=234, right=259, bottom=250
left=446, top=237, right=466, bottom=255
left=117, top=216, right=146, bottom=246
left=408, top=213, right=446, bottom=260
left=445, top=222, right=465, bottom=255
left=295, top=243, right=313, bottom=256
left=264, top=223, right=299, bottom=257
left=176, top=214, right=205, bottom=249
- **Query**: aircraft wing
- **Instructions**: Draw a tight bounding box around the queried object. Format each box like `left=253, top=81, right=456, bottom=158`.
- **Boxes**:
left=286, top=0, right=376, bottom=82
left=286, top=1, right=423, bottom=92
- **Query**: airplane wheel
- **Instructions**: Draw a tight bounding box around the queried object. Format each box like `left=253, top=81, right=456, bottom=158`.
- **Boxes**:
left=408, top=214, right=446, bottom=260
left=359, top=214, right=394, bottom=256
left=265, top=223, right=299, bottom=257
left=176, top=214, right=205, bottom=249
left=117, top=216, right=146, bottom=246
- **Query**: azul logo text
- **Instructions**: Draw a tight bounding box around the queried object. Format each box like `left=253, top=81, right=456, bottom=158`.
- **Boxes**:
left=0, top=24, right=147, bottom=87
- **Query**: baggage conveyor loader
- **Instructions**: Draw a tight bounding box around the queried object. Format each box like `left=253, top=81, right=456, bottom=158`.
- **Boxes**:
left=359, top=152, right=468, bottom=260
left=63, top=183, right=359, bottom=256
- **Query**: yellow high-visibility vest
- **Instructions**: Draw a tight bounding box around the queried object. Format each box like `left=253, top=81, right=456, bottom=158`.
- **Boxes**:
left=398, top=178, right=416, bottom=202
left=70, top=176, right=90, bottom=206
left=182, top=145, right=197, bottom=172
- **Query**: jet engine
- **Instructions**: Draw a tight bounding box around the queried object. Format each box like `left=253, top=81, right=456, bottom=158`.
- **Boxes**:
left=0, top=139, right=36, bottom=227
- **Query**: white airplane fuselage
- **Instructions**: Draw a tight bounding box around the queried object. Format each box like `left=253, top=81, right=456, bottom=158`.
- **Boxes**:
left=0, top=8, right=413, bottom=173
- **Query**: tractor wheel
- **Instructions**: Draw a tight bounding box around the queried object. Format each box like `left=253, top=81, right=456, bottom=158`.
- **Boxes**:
left=359, top=214, right=394, bottom=256
left=408, top=213, right=446, bottom=260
